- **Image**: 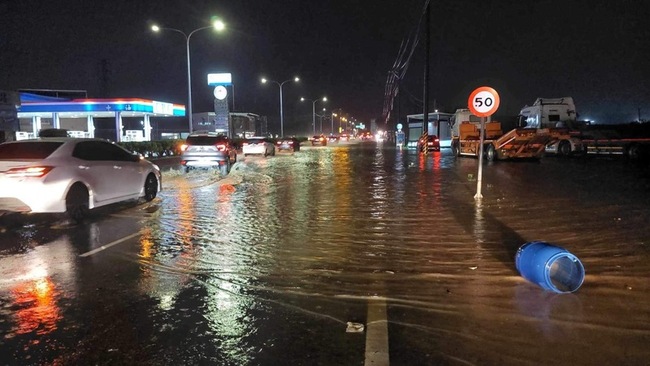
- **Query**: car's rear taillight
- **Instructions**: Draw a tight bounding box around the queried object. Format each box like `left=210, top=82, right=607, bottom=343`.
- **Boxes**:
left=216, top=144, right=226, bottom=151
left=6, top=166, right=54, bottom=178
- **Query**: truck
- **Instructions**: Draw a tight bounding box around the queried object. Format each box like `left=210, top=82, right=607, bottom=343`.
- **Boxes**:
left=450, top=109, right=551, bottom=161
left=519, top=97, right=650, bottom=159
left=518, top=97, right=584, bottom=156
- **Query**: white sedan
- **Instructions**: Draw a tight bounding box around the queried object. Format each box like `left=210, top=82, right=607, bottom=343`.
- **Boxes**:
left=242, top=137, right=275, bottom=157
left=0, top=137, right=161, bottom=223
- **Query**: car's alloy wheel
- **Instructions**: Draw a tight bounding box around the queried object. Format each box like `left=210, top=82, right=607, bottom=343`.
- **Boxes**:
left=144, top=174, right=158, bottom=202
left=66, top=184, right=89, bottom=223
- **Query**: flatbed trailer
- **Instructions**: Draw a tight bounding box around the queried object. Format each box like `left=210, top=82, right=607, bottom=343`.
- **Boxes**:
left=581, top=137, right=650, bottom=159
left=451, top=121, right=551, bottom=161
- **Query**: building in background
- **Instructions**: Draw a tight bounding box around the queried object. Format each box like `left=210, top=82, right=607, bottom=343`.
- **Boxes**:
left=194, top=112, right=268, bottom=138
left=406, top=112, right=453, bottom=148
left=0, top=90, right=20, bottom=142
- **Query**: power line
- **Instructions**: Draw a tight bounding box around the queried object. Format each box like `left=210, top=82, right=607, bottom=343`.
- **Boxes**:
left=381, top=0, right=431, bottom=124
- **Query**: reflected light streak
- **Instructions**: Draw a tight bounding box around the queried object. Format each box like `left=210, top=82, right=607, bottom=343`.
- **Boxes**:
left=473, top=200, right=486, bottom=264
left=416, top=152, right=444, bottom=207
left=11, top=277, right=62, bottom=335
left=432, top=151, right=441, bottom=171
left=332, top=148, right=352, bottom=217
left=418, top=153, right=426, bottom=172
left=139, top=227, right=154, bottom=260
left=204, top=275, right=253, bottom=365
left=138, top=178, right=198, bottom=312
left=176, top=179, right=197, bottom=247
left=220, top=184, right=237, bottom=195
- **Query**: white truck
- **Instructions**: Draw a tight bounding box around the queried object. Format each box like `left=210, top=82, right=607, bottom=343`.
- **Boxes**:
left=518, top=97, right=584, bottom=156
left=519, top=97, right=650, bottom=159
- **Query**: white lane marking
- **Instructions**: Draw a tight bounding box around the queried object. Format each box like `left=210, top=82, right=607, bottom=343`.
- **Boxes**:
left=365, top=298, right=390, bottom=366
left=78, top=232, right=140, bottom=257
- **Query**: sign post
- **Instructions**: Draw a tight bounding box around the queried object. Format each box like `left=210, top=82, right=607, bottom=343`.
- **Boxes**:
left=467, top=86, right=500, bottom=200
left=208, top=73, right=233, bottom=136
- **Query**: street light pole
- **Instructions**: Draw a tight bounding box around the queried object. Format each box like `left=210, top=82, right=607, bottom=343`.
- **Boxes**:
left=262, top=77, right=300, bottom=137
left=301, top=96, right=327, bottom=135
left=319, top=108, right=326, bottom=133
left=312, top=100, right=316, bottom=135
left=151, top=19, right=225, bottom=134
left=331, top=108, right=341, bottom=135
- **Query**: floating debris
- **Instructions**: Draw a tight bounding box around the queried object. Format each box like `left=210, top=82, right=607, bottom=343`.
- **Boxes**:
left=346, top=322, right=365, bottom=333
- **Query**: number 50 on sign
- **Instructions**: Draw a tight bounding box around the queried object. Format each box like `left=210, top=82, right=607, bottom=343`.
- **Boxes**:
left=468, top=86, right=500, bottom=117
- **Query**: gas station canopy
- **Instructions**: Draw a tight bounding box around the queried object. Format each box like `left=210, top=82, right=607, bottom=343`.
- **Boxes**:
left=18, top=94, right=185, bottom=119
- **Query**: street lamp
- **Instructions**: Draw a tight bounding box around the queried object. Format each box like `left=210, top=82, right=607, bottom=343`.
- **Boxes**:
left=317, top=107, right=326, bottom=133
left=331, top=108, right=342, bottom=135
left=151, top=19, right=226, bottom=134
left=261, top=77, right=300, bottom=137
left=301, top=96, right=327, bottom=135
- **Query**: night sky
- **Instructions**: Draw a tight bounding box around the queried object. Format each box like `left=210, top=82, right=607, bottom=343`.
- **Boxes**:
left=1, top=0, right=649, bottom=135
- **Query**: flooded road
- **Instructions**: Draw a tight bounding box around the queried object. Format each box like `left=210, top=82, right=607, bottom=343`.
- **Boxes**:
left=1, top=141, right=649, bottom=365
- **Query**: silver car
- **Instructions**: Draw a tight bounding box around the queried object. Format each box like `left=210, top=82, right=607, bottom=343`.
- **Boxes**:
left=242, top=137, right=275, bottom=157
left=180, top=133, right=237, bottom=175
left=0, top=138, right=161, bottom=222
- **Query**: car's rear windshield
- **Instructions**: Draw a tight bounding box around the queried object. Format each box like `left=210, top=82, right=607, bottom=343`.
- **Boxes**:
left=0, top=141, right=64, bottom=159
left=186, top=136, right=227, bottom=145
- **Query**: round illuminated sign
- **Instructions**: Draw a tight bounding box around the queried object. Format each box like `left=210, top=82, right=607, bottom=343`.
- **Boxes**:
left=214, top=86, right=228, bottom=100
left=396, top=123, right=403, bottom=131
left=468, top=86, right=500, bottom=117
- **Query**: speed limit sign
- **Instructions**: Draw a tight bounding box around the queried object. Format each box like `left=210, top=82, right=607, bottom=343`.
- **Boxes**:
left=468, top=86, right=500, bottom=117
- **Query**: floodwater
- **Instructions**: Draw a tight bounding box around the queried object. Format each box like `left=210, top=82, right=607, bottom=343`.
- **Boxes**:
left=1, top=141, right=649, bottom=365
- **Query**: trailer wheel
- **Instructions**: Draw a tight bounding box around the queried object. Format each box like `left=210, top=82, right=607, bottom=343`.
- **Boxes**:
left=486, top=144, right=497, bottom=162
left=627, top=144, right=640, bottom=160
left=558, top=140, right=572, bottom=157
left=451, top=141, right=460, bottom=157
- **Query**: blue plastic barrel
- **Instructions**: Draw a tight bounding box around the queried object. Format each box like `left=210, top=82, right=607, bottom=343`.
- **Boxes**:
left=515, top=241, right=585, bottom=293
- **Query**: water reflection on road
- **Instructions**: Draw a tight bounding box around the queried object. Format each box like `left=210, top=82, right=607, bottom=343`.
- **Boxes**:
left=144, top=144, right=650, bottom=364
left=1, top=142, right=649, bottom=364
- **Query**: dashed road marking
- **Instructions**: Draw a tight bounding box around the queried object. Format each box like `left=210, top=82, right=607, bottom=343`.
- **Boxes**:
left=78, top=232, right=140, bottom=257
left=365, top=298, right=390, bottom=366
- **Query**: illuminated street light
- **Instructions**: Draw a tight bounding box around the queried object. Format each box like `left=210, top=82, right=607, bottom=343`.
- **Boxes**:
left=301, top=96, right=327, bottom=135
left=331, top=108, right=342, bottom=135
left=317, top=107, right=327, bottom=133
left=151, top=18, right=226, bottom=134
left=261, top=77, right=300, bottom=137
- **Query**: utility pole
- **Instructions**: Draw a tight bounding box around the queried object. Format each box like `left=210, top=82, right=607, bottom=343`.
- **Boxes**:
left=422, top=1, right=430, bottom=154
